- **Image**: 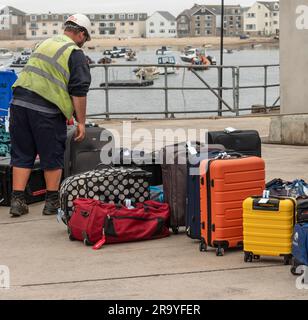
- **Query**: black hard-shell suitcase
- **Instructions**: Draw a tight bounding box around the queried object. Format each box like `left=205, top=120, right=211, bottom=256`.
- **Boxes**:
left=208, top=130, right=261, bottom=157
left=186, top=149, right=225, bottom=240
left=112, top=148, right=162, bottom=186
left=64, top=125, right=114, bottom=178
left=0, top=157, right=46, bottom=206
left=59, top=165, right=152, bottom=222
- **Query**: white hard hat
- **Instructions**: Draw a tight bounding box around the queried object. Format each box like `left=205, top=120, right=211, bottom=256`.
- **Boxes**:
left=65, top=13, right=91, bottom=41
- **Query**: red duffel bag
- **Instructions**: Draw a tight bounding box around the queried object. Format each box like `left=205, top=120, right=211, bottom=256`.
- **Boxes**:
left=68, top=199, right=170, bottom=250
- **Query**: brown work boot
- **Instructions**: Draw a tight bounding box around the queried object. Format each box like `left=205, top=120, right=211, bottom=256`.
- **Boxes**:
left=10, top=192, right=29, bottom=217
left=42, top=191, right=60, bottom=216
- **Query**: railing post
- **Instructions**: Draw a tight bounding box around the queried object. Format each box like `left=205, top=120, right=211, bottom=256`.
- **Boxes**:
left=104, top=65, right=110, bottom=119
left=236, top=67, right=240, bottom=116
left=217, top=67, right=222, bottom=116
left=264, top=65, right=268, bottom=113
left=232, top=67, right=237, bottom=116
left=164, top=66, right=169, bottom=118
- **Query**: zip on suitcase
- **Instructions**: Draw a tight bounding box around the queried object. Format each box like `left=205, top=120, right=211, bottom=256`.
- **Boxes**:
left=208, top=130, right=261, bottom=157
left=200, top=155, right=265, bottom=256
left=243, top=196, right=296, bottom=264
left=59, top=165, right=152, bottom=223
left=64, top=125, right=114, bottom=178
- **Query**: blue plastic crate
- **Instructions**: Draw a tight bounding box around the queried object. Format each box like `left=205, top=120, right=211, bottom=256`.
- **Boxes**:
left=0, top=70, right=17, bottom=117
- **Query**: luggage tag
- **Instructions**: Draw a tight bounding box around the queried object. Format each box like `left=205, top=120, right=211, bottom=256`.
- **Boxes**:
left=124, top=199, right=135, bottom=209
left=258, top=190, right=270, bottom=204
left=186, top=141, right=197, bottom=155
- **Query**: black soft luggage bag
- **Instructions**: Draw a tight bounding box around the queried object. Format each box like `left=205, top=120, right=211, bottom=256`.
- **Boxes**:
left=0, top=157, right=46, bottom=206
left=112, top=148, right=162, bottom=186
left=208, top=130, right=261, bottom=157
left=64, top=125, right=114, bottom=178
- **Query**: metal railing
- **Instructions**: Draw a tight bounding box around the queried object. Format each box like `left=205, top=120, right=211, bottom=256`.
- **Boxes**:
left=14, top=62, right=280, bottom=119
left=87, top=63, right=280, bottom=119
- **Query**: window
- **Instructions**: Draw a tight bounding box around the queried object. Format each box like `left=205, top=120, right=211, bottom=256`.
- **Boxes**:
left=160, top=29, right=165, bottom=33
left=53, top=30, right=58, bottom=34
left=101, top=15, right=106, bottom=20
left=149, top=29, right=155, bottom=33
left=109, top=30, right=115, bottom=34
left=109, top=22, right=115, bottom=27
left=206, top=15, right=212, bottom=20
left=91, top=22, right=95, bottom=26
left=129, top=30, right=134, bottom=34
left=128, top=14, right=134, bottom=19
left=30, top=22, right=37, bottom=28
left=246, top=24, right=256, bottom=30
left=129, top=22, right=134, bottom=26
left=273, top=21, right=278, bottom=25
left=265, top=13, right=268, bottom=17
left=42, top=30, right=47, bottom=35
left=206, top=23, right=211, bottom=27
left=171, top=22, right=175, bottom=26
left=42, top=22, right=46, bottom=27
left=30, top=15, right=37, bottom=21
left=195, top=22, right=200, bottom=27
left=90, top=14, right=95, bottom=20
left=108, top=14, right=114, bottom=20
left=206, top=30, right=211, bottom=35
left=99, top=23, right=106, bottom=27
left=31, top=30, right=36, bottom=36
left=273, top=12, right=278, bottom=17
left=160, top=22, right=165, bottom=26
left=99, top=30, right=106, bottom=34
left=169, top=29, right=176, bottom=33
left=150, top=22, right=154, bottom=26
left=195, top=15, right=200, bottom=20
left=195, top=29, right=200, bottom=35
left=91, top=30, right=95, bottom=34
left=119, top=14, right=125, bottom=20
left=63, top=15, right=69, bottom=21
left=180, top=16, right=186, bottom=23
left=42, top=14, right=48, bottom=20
left=53, top=23, right=58, bottom=26
left=52, top=15, right=58, bottom=20
left=120, top=22, right=125, bottom=26
left=265, top=22, right=268, bottom=26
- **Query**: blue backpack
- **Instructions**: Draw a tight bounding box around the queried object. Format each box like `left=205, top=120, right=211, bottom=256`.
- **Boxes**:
left=292, top=223, right=308, bottom=273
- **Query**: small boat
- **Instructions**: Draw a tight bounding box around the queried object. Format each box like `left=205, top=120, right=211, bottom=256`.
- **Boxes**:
left=157, top=56, right=177, bottom=75
left=156, top=46, right=172, bottom=55
left=20, top=48, right=32, bottom=56
left=0, top=48, right=13, bottom=59
left=125, top=50, right=137, bottom=61
left=11, top=55, right=29, bottom=66
left=97, top=56, right=113, bottom=64
left=180, top=48, right=216, bottom=65
left=135, top=67, right=160, bottom=81
left=224, top=49, right=233, bottom=54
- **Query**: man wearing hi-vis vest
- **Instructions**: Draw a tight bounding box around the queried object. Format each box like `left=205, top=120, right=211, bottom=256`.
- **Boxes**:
left=9, top=13, right=92, bottom=217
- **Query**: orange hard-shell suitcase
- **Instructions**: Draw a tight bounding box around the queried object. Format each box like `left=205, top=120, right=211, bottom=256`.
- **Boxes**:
left=199, top=155, right=265, bottom=256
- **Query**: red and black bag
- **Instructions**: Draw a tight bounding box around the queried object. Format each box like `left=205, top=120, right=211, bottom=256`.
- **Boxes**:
left=68, top=199, right=170, bottom=249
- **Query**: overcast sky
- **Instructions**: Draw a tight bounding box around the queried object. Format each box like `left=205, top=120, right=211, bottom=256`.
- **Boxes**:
left=1, top=0, right=271, bottom=15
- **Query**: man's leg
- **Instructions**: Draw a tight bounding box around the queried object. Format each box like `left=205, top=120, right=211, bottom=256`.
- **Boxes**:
left=31, top=111, right=67, bottom=215
left=9, top=106, right=37, bottom=217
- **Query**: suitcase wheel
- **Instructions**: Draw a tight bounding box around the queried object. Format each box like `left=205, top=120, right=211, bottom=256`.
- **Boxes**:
left=244, top=252, right=253, bottom=263
left=67, top=228, right=75, bottom=241
left=199, top=239, right=208, bottom=252
left=283, top=255, right=292, bottom=266
left=172, top=226, right=179, bottom=235
left=253, top=255, right=260, bottom=260
left=216, top=247, right=224, bottom=257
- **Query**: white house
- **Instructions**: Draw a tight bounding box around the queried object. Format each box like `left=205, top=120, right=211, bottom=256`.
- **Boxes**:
left=146, top=11, right=177, bottom=38
left=0, top=6, right=26, bottom=39
left=244, top=1, right=279, bottom=36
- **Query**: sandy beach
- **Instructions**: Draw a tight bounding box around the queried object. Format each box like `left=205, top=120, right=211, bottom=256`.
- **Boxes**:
left=0, top=36, right=278, bottom=51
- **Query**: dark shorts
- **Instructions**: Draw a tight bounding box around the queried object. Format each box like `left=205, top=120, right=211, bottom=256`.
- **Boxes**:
left=9, top=105, right=67, bottom=170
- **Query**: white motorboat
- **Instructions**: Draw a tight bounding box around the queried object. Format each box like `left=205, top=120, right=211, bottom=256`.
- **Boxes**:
left=156, top=46, right=172, bottom=55
left=180, top=48, right=199, bottom=63
left=158, top=56, right=177, bottom=75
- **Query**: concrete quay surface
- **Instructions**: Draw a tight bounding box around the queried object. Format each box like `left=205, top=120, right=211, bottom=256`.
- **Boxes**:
left=1, top=116, right=308, bottom=300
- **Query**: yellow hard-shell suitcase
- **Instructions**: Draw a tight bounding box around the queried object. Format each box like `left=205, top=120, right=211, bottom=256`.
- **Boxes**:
left=243, top=196, right=296, bottom=264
